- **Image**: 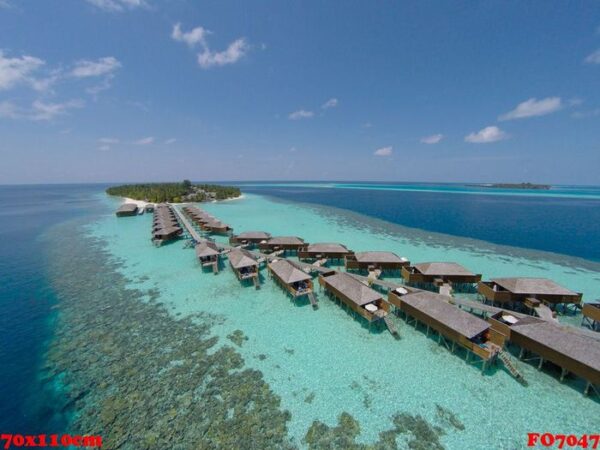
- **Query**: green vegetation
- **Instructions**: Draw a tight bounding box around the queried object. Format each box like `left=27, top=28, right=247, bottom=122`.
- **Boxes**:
left=106, top=181, right=241, bottom=203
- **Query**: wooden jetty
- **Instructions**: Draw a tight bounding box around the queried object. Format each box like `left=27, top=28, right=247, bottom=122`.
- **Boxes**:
left=259, top=236, right=305, bottom=254
left=116, top=203, right=138, bottom=217
left=319, top=272, right=398, bottom=337
left=195, top=241, right=220, bottom=274
left=489, top=312, right=600, bottom=394
left=268, top=259, right=316, bottom=308
left=582, top=303, right=600, bottom=331
left=345, top=251, right=409, bottom=272
left=298, top=243, right=353, bottom=263
left=402, top=262, right=482, bottom=290
left=389, top=290, right=500, bottom=371
left=478, top=278, right=583, bottom=310
left=229, top=248, right=261, bottom=289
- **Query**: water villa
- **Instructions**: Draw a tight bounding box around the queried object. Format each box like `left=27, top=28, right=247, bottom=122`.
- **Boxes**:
left=298, top=243, right=353, bottom=262
left=229, top=231, right=272, bottom=247
left=345, top=251, right=409, bottom=272
left=389, top=289, right=498, bottom=368
left=116, top=203, right=138, bottom=217
left=202, top=220, right=231, bottom=235
left=319, top=272, right=390, bottom=325
left=582, top=303, right=600, bottom=331
left=268, top=259, right=316, bottom=307
left=489, top=312, right=600, bottom=394
left=402, top=262, right=482, bottom=290
left=259, top=236, right=305, bottom=254
left=195, top=241, right=221, bottom=273
left=228, top=248, right=261, bottom=288
left=152, top=204, right=182, bottom=244
left=144, top=203, right=155, bottom=212
left=478, top=278, right=583, bottom=309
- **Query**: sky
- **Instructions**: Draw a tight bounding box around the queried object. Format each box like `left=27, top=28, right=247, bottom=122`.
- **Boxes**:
left=0, top=1, right=599, bottom=185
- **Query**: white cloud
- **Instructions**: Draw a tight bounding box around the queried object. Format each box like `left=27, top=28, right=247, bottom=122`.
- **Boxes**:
left=0, top=1, right=13, bottom=9
left=420, top=133, right=443, bottom=144
left=98, top=145, right=111, bottom=151
left=173, top=23, right=249, bottom=69
left=71, top=57, right=121, bottom=78
left=171, top=23, right=209, bottom=47
left=0, top=99, right=84, bottom=121
left=499, top=97, right=562, bottom=121
left=197, top=38, right=249, bottom=69
left=134, top=136, right=154, bottom=145
left=0, top=50, right=45, bottom=91
left=31, top=100, right=84, bottom=120
left=165, top=138, right=177, bottom=144
left=288, top=109, right=313, bottom=120
left=465, top=126, right=508, bottom=144
left=85, top=0, right=146, bottom=12
left=374, top=146, right=393, bottom=156
left=584, top=49, right=600, bottom=64
left=322, top=98, right=338, bottom=109
left=99, top=137, right=119, bottom=144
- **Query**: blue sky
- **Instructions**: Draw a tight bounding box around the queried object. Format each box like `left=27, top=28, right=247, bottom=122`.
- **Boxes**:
left=0, top=1, right=599, bottom=184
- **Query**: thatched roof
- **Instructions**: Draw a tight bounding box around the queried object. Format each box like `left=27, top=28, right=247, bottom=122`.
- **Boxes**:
left=354, top=251, right=406, bottom=263
left=400, top=291, right=490, bottom=339
left=512, top=319, right=600, bottom=372
left=206, top=220, right=230, bottom=229
left=117, top=203, right=138, bottom=213
left=229, top=249, right=258, bottom=269
left=306, top=243, right=349, bottom=253
left=269, top=259, right=311, bottom=284
left=154, top=226, right=181, bottom=237
left=195, top=241, right=220, bottom=258
left=266, top=236, right=304, bottom=245
left=491, top=278, right=578, bottom=296
left=236, top=231, right=272, bottom=240
left=323, top=273, right=382, bottom=306
left=413, top=262, right=476, bottom=276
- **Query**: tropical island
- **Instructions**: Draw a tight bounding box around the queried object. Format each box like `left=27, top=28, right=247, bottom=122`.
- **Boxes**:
left=477, top=182, right=551, bottom=190
left=106, top=180, right=241, bottom=203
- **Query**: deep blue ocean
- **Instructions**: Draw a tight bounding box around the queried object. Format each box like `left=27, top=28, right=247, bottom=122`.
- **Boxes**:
left=1, top=182, right=599, bottom=435
left=0, top=184, right=106, bottom=433
left=240, top=183, right=600, bottom=262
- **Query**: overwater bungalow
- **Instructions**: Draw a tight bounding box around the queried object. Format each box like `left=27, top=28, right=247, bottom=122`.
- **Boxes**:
left=478, top=278, right=583, bottom=309
left=268, top=259, right=315, bottom=305
left=489, top=312, right=600, bottom=395
left=582, top=303, right=600, bottom=331
left=319, top=272, right=390, bottom=324
left=229, top=231, right=272, bottom=247
left=259, top=236, right=305, bottom=254
left=115, top=203, right=138, bottom=217
left=195, top=241, right=220, bottom=273
left=345, top=251, right=409, bottom=272
left=298, top=243, right=353, bottom=262
left=228, top=248, right=260, bottom=288
left=204, top=220, right=233, bottom=235
left=153, top=226, right=182, bottom=243
left=145, top=203, right=155, bottom=212
left=389, top=289, right=497, bottom=367
left=402, top=262, right=482, bottom=289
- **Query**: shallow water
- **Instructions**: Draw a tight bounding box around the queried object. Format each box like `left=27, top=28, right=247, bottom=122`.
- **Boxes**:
left=84, top=192, right=600, bottom=449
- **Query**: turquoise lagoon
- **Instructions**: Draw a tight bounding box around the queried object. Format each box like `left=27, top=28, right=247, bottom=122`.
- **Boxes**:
left=91, top=193, right=600, bottom=449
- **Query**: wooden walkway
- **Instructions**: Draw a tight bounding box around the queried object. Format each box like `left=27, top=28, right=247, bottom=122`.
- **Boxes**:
left=170, top=203, right=204, bottom=243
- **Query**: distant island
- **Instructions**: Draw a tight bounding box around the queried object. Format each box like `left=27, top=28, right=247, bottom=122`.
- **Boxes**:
left=476, top=182, right=551, bottom=190
left=106, top=180, right=241, bottom=203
